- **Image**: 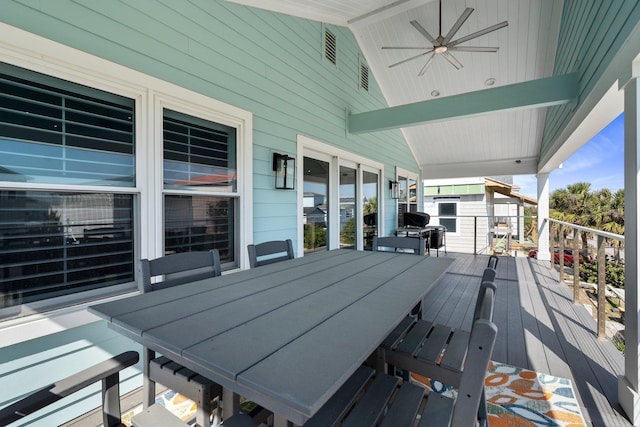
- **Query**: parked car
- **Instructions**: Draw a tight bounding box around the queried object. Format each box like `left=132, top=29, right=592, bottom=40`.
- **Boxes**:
left=528, top=247, right=592, bottom=264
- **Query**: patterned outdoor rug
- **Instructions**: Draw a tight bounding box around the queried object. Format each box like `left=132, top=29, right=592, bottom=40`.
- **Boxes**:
left=411, top=360, right=587, bottom=426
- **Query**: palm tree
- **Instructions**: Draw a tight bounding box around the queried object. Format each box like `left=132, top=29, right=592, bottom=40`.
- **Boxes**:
left=602, top=188, right=625, bottom=260
left=551, top=182, right=599, bottom=254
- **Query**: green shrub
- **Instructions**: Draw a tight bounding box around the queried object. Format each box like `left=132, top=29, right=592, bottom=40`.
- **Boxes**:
left=579, top=258, right=625, bottom=288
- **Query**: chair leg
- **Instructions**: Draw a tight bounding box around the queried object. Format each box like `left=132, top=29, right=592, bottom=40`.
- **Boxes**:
left=143, top=348, right=156, bottom=410
left=195, top=387, right=212, bottom=427
left=477, top=388, right=488, bottom=426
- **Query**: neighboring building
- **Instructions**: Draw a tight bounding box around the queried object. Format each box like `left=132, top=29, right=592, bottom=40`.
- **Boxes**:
left=423, top=177, right=537, bottom=255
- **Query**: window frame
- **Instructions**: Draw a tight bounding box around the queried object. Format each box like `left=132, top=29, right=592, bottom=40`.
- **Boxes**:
left=0, top=23, right=253, bottom=344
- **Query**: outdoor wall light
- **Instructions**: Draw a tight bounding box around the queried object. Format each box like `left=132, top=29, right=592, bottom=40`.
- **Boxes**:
left=389, top=180, right=399, bottom=199
left=273, top=152, right=295, bottom=190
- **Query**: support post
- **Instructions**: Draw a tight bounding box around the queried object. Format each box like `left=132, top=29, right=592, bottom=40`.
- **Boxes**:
left=536, top=174, right=550, bottom=262
left=618, top=56, right=640, bottom=424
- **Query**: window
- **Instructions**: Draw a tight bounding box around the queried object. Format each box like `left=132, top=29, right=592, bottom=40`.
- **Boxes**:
left=0, top=50, right=251, bottom=320
left=163, top=109, right=238, bottom=265
left=438, top=202, right=457, bottom=233
left=0, top=63, right=135, bottom=186
left=0, top=63, right=136, bottom=312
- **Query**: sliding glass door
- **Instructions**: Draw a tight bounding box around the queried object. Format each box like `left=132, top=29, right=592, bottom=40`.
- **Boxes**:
left=299, top=136, right=382, bottom=253
left=303, top=156, right=330, bottom=253
left=362, top=170, right=379, bottom=250
left=339, top=164, right=357, bottom=249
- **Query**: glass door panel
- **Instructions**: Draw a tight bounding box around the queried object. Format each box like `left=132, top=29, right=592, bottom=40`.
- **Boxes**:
left=303, top=157, right=329, bottom=253
left=363, top=171, right=378, bottom=250
left=339, top=166, right=357, bottom=249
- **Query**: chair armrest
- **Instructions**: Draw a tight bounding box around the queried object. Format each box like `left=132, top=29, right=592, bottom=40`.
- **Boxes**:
left=0, top=351, right=139, bottom=426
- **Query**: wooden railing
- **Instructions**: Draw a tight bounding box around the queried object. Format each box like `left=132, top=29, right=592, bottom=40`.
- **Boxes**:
left=546, top=218, right=625, bottom=339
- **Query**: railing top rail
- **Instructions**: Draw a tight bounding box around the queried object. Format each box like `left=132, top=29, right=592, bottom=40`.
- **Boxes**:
left=547, top=218, right=624, bottom=242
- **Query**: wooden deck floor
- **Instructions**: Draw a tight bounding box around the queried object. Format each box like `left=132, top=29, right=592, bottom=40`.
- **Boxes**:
left=423, top=253, right=630, bottom=427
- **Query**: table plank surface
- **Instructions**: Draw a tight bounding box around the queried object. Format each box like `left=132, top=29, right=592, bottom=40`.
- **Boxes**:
left=90, top=250, right=453, bottom=424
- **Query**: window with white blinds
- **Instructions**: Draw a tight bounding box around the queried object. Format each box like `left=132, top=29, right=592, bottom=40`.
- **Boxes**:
left=163, top=109, right=238, bottom=265
left=163, top=109, right=236, bottom=191
left=0, top=63, right=135, bottom=186
left=0, top=63, right=136, bottom=314
left=0, top=191, right=134, bottom=308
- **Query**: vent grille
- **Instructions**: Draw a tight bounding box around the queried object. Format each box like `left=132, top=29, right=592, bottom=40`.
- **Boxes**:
left=324, top=29, right=337, bottom=65
left=360, top=63, right=369, bottom=91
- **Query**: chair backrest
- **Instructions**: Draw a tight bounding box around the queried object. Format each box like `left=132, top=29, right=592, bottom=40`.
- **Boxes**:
left=139, top=249, right=221, bottom=293
left=472, top=258, right=498, bottom=322
left=452, top=285, right=497, bottom=426
left=372, top=236, right=425, bottom=255
left=247, top=239, right=294, bottom=268
left=473, top=275, right=497, bottom=323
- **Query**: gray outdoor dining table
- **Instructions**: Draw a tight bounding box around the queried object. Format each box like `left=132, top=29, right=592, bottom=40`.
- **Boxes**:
left=89, top=249, right=453, bottom=426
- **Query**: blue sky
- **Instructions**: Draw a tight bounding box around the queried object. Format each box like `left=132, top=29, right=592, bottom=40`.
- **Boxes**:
left=513, top=113, right=624, bottom=198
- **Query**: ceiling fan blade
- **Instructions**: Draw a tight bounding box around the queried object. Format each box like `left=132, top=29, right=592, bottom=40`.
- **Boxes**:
left=441, top=51, right=463, bottom=70
left=417, top=53, right=437, bottom=76
left=449, top=46, right=499, bottom=52
left=388, top=50, right=433, bottom=68
left=410, top=20, right=438, bottom=45
left=448, top=21, right=508, bottom=48
left=442, top=8, right=474, bottom=45
left=382, top=46, right=433, bottom=50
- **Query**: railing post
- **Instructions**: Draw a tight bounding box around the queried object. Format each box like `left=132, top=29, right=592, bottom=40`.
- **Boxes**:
left=474, top=216, right=477, bottom=255
left=597, top=235, right=606, bottom=339
left=573, top=228, right=580, bottom=304
left=559, top=224, right=565, bottom=284
left=549, top=220, right=554, bottom=270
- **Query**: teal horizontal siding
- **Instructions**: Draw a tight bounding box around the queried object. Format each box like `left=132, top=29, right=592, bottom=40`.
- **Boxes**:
left=0, top=3, right=422, bottom=421
left=0, top=321, right=142, bottom=426
left=542, top=0, right=640, bottom=159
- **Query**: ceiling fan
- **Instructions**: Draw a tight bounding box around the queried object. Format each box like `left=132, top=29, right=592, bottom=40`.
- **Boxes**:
left=382, top=0, right=508, bottom=76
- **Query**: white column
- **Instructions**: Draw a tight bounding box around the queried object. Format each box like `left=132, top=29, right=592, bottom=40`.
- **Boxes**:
left=536, top=173, right=551, bottom=262
left=619, top=59, right=640, bottom=425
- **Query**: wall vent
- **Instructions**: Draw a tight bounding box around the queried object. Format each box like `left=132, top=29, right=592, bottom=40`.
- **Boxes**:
left=324, top=29, right=337, bottom=65
left=360, top=63, right=369, bottom=91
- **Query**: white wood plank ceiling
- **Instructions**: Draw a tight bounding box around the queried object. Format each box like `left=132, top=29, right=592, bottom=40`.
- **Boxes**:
left=224, top=0, right=565, bottom=178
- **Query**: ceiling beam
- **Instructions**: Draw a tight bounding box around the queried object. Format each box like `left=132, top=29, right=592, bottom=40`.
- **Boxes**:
left=348, top=0, right=430, bottom=30
left=348, top=73, right=579, bottom=134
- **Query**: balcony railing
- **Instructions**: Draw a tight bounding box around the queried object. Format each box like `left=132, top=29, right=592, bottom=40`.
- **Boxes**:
left=425, top=215, right=625, bottom=345
left=546, top=218, right=625, bottom=341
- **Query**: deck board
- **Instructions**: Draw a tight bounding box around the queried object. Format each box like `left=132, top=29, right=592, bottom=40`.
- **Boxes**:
left=423, top=253, right=631, bottom=427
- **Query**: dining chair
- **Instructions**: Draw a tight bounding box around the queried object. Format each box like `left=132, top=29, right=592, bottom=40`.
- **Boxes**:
left=372, top=235, right=426, bottom=255
left=247, top=239, right=294, bottom=267
left=381, top=276, right=497, bottom=426
left=0, top=351, right=140, bottom=427
left=138, top=250, right=223, bottom=427
left=302, top=293, right=497, bottom=427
